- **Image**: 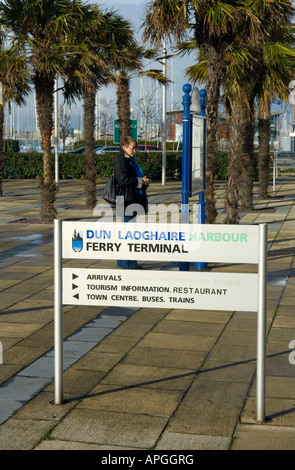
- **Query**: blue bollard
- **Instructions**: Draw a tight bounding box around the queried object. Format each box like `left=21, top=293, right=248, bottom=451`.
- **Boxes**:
left=180, top=84, right=192, bottom=271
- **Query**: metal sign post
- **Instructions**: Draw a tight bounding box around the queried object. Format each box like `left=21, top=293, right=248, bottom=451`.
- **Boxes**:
left=54, top=219, right=63, bottom=404
left=256, top=223, right=268, bottom=423
left=54, top=220, right=268, bottom=422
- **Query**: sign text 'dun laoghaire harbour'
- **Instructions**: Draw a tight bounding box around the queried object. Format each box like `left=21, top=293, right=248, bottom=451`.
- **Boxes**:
left=63, top=222, right=259, bottom=264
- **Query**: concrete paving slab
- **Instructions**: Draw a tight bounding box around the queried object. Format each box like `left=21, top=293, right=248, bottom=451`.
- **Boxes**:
left=50, top=408, right=169, bottom=448
left=167, top=401, right=242, bottom=438
left=276, top=305, right=295, bottom=315
left=88, top=334, right=142, bottom=354
left=18, top=356, right=54, bottom=378
left=272, top=315, right=295, bottom=328
left=241, top=396, right=295, bottom=426
left=0, top=418, right=54, bottom=450
left=34, top=439, right=136, bottom=450
left=55, top=369, right=106, bottom=396
left=11, top=390, right=76, bottom=421
left=67, top=326, right=113, bottom=343
left=155, top=432, right=231, bottom=450
left=265, top=345, right=295, bottom=377
left=249, top=376, right=295, bottom=399
left=206, top=343, right=257, bottom=363
left=3, top=345, right=49, bottom=368
left=77, top=384, right=184, bottom=416
left=268, top=326, right=295, bottom=342
left=164, top=309, right=233, bottom=324
left=138, top=332, right=217, bottom=352
left=232, top=424, right=295, bottom=450
left=122, top=346, right=206, bottom=370
left=0, top=374, right=52, bottom=409
left=152, top=319, right=224, bottom=336
left=0, top=177, right=295, bottom=450
left=0, top=322, right=42, bottom=337
left=0, top=364, right=20, bottom=384
left=279, top=297, right=295, bottom=306
left=68, top=349, right=125, bottom=373
left=198, top=360, right=256, bottom=383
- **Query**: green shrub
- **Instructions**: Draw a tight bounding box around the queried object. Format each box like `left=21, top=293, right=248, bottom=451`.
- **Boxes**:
left=2, top=149, right=258, bottom=182
left=59, top=153, right=85, bottom=179
left=4, top=139, right=20, bottom=153
left=216, top=151, right=258, bottom=181
left=217, top=151, right=228, bottom=180
left=3, top=152, right=43, bottom=178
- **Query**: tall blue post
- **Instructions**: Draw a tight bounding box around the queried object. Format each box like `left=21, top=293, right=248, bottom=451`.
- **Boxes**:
left=195, top=89, right=207, bottom=270
left=180, top=84, right=192, bottom=271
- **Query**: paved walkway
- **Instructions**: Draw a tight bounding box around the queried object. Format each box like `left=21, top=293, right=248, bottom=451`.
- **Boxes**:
left=0, top=176, right=294, bottom=450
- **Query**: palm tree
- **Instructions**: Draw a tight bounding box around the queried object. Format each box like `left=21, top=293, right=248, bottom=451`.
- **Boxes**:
left=0, top=0, right=88, bottom=222
left=64, top=8, right=168, bottom=209
left=223, top=1, right=294, bottom=221
left=258, top=94, right=272, bottom=199
left=223, top=42, right=258, bottom=222
left=64, top=6, right=110, bottom=209
left=115, top=46, right=169, bottom=141
left=63, top=8, right=139, bottom=209
left=0, top=36, right=30, bottom=196
left=257, top=37, right=295, bottom=198
left=143, top=0, right=260, bottom=223
left=245, top=1, right=294, bottom=205
left=116, top=71, right=131, bottom=138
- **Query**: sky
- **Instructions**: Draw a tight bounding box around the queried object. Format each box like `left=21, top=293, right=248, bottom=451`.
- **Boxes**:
left=97, top=1, right=194, bottom=107
left=5, top=0, right=295, bottom=138
left=67, top=0, right=195, bottom=131
left=5, top=1, right=196, bottom=137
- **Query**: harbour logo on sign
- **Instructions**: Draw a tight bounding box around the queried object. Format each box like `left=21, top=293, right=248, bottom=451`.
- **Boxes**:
left=72, top=230, right=83, bottom=252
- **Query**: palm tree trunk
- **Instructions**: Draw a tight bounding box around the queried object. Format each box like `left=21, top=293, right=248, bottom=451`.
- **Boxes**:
left=83, top=87, right=97, bottom=209
left=238, top=99, right=255, bottom=212
left=35, top=74, right=56, bottom=222
left=225, top=95, right=255, bottom=223
left=204, top=46, right=223, bottom=223
left=116, top=73, right=131, bottom=139
left=225, top=99, right=241, bottom=224
left=258, top=95, right=271, bottom=198
left=0, top=104, right=4, bottom=197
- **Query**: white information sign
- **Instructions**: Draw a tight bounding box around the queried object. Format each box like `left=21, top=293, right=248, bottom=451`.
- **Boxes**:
left=62, top=221, right=259, bottom=264
left=275, top=157, right=295, bottom=168
left=63, top=268, right=258, bottom=312
left=192, top=114, right=205, bottom=194
left=55, top=219, right=268, bottom=422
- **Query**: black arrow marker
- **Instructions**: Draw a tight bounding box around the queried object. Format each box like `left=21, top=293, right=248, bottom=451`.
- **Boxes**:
left=73, top=293, right=79, bottom=299
left=72, top=284, right=79, bottom=290
left=72, top=273, right=79, bottom=280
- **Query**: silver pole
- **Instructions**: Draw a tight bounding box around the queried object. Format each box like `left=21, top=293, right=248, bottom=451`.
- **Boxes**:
left=54, top=77, right=59, bottom=184
left=162, top=38, right=167, bottom=186
left=256, top=223, right=268, bottom=423
left=54, top=218, right=63, bottom=404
